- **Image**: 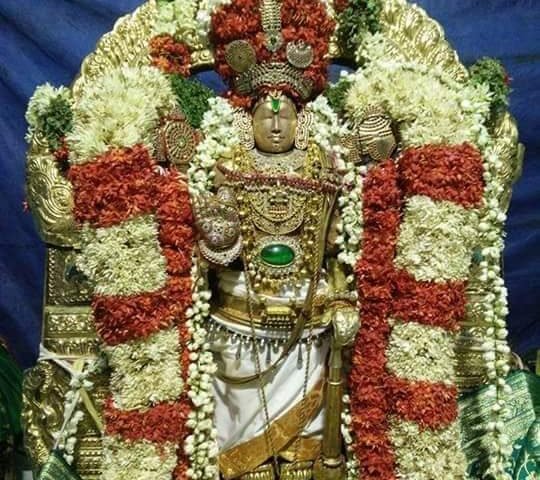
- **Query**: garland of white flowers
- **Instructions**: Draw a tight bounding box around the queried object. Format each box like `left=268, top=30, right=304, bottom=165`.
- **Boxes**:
left=52, top=355, right=106, bottom=465
left=184, top=260, right=220, bottom=480
left=185, top=97, right=236, bottom=479
left=343, top=33, right=514, bottom=479
left=306, top=95, right=364, bottom=280
left=476, top=140, right=513, bottom=480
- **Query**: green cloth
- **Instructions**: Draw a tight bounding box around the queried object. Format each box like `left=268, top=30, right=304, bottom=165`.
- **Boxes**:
left=460, top=370, right=540, bottom=479
left=0, top=344, right=23, bottom=444
left=37, top=451, right=83, bottom=480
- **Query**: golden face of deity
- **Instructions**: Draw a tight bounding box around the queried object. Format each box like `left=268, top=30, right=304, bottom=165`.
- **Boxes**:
left=252, top=94, right=298, bottom=154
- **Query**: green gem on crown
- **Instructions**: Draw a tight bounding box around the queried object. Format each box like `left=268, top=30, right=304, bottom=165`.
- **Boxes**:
left=260, top=244, right=295, bottom=266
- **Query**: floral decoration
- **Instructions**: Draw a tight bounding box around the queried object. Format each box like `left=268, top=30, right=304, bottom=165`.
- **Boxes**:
left=76, top=215, right=168, bottom=297
left=394, top=195, right=478, bottom=282
left=25, top=83, right=73, bottom=154
left=469, top=57, right=511, bottom=121
left=169, top=76, right=215, bottom=129
left=336, top=0, right=382, bottom=58
left=150, top=34, right=192, bottom=76
left=25, top=1, right=519, bottom=478
left=210, top=0, right=335, bottom=104
left=154, top=0, right=200, bottom=48
left=67, top=66, right=176, bottom=163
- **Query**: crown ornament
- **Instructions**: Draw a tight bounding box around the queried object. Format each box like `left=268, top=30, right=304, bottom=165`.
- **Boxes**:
left=210, top=0, right=335, bottom=104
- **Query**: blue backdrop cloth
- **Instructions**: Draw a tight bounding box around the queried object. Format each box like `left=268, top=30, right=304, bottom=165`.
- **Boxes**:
left=0, top=1, right=539, bottom=368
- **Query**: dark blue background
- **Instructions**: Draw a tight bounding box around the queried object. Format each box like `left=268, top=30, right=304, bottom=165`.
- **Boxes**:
left=1, top=1, right=539, bottom=369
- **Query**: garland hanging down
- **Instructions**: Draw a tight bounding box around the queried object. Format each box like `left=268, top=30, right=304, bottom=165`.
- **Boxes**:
left=24, top=1, right=516, bottom=479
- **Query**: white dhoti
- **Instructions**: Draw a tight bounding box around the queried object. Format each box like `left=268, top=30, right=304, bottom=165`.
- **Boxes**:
left=208, top=271, right=330, bottom=476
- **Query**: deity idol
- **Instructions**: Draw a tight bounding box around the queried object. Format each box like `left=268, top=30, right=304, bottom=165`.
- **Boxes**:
left=23, top=0, right=531, bottom=480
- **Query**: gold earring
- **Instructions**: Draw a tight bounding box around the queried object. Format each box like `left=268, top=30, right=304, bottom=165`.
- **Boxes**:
left=295, top=108, right=313, bottom=150
left=233, top=108, right=255, bottom=150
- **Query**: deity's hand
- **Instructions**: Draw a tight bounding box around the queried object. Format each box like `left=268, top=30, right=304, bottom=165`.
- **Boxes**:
left=193, top=187, right=242, bottom=266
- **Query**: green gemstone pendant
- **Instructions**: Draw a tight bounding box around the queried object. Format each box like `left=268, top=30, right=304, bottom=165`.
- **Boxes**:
left=260, top=244, right=295, bottom=266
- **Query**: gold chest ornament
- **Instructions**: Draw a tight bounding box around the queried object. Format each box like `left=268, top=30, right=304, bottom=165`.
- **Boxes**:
left=218, top=142, right=340, bottom=293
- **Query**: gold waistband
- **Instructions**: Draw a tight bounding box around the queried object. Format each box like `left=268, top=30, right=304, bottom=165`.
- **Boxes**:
left=212, top=290, right=330, bottom=330
left=219, top=380, right=324, bottom=479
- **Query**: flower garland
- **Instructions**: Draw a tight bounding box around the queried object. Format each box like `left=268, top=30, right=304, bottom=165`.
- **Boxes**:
left=187, top=96, right=238, bottom=195
left=336, top=0, right=382, bottom=58
left=306, top=95, right=365, bottom=275
left=54, top=355, right=106, bottom=465
left=67, top=66, right=177, bottom=163
left=339, top=28, right=514, bottom=480
left=345, top=60, right=492, bottom=148
left=53, top=54, right=203, bottom=478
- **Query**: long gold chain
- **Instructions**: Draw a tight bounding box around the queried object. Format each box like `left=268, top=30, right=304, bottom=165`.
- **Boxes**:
left=291, top=194, right=327, bottom=465
left=242, top=256, right=281, bottom=475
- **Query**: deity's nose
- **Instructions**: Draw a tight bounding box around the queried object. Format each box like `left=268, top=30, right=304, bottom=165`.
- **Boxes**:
left=271, top=114, right=281, bottom=133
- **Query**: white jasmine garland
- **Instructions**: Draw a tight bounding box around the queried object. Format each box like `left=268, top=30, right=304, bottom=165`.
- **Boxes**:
left=306, top=94, right=350, bottom=169
left=394, top=195, right=479, bottom=282
left=101, top=437, right=178, bottom=480
left=345, top=59, right=492, bottom=149
left=77, top=215, right=168, bottom=297
left=476, top=142, right=513, bottom=479
left=188, top=96, right=238, bottom=196
left=105, top=327, right=184, bottom=410
left=67, top=66, right=176, bottom=163
left=154, top=0, right=200, bottom=48
left=389, top=418, right=468, bottom=480
left=341, top=394, right=360, bottom=480
left=386, top=320, right=456, bottom=385
left=306, top=95, right=365, bottom=276
left=54, top=355, right=106, bottom=465
left=184, top=259, right=219, bottom=479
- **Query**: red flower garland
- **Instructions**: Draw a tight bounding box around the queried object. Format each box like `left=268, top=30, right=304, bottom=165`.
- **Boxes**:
left=68, top=145, right=160, bottom=228
left=386, top=378, right=458, bottom=430
left=150, top=34, right=192, bottom=77
left=104, top=398, right=190, bottom=443
left=398, top=143, right=484, bottom=208
left=392, top=269, right=466, bottom=332
left=350, top=147, right=480, bottom=478
left=350, top=159, right=401, bottom=480
left=70, top=142, right=196, bottom=475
